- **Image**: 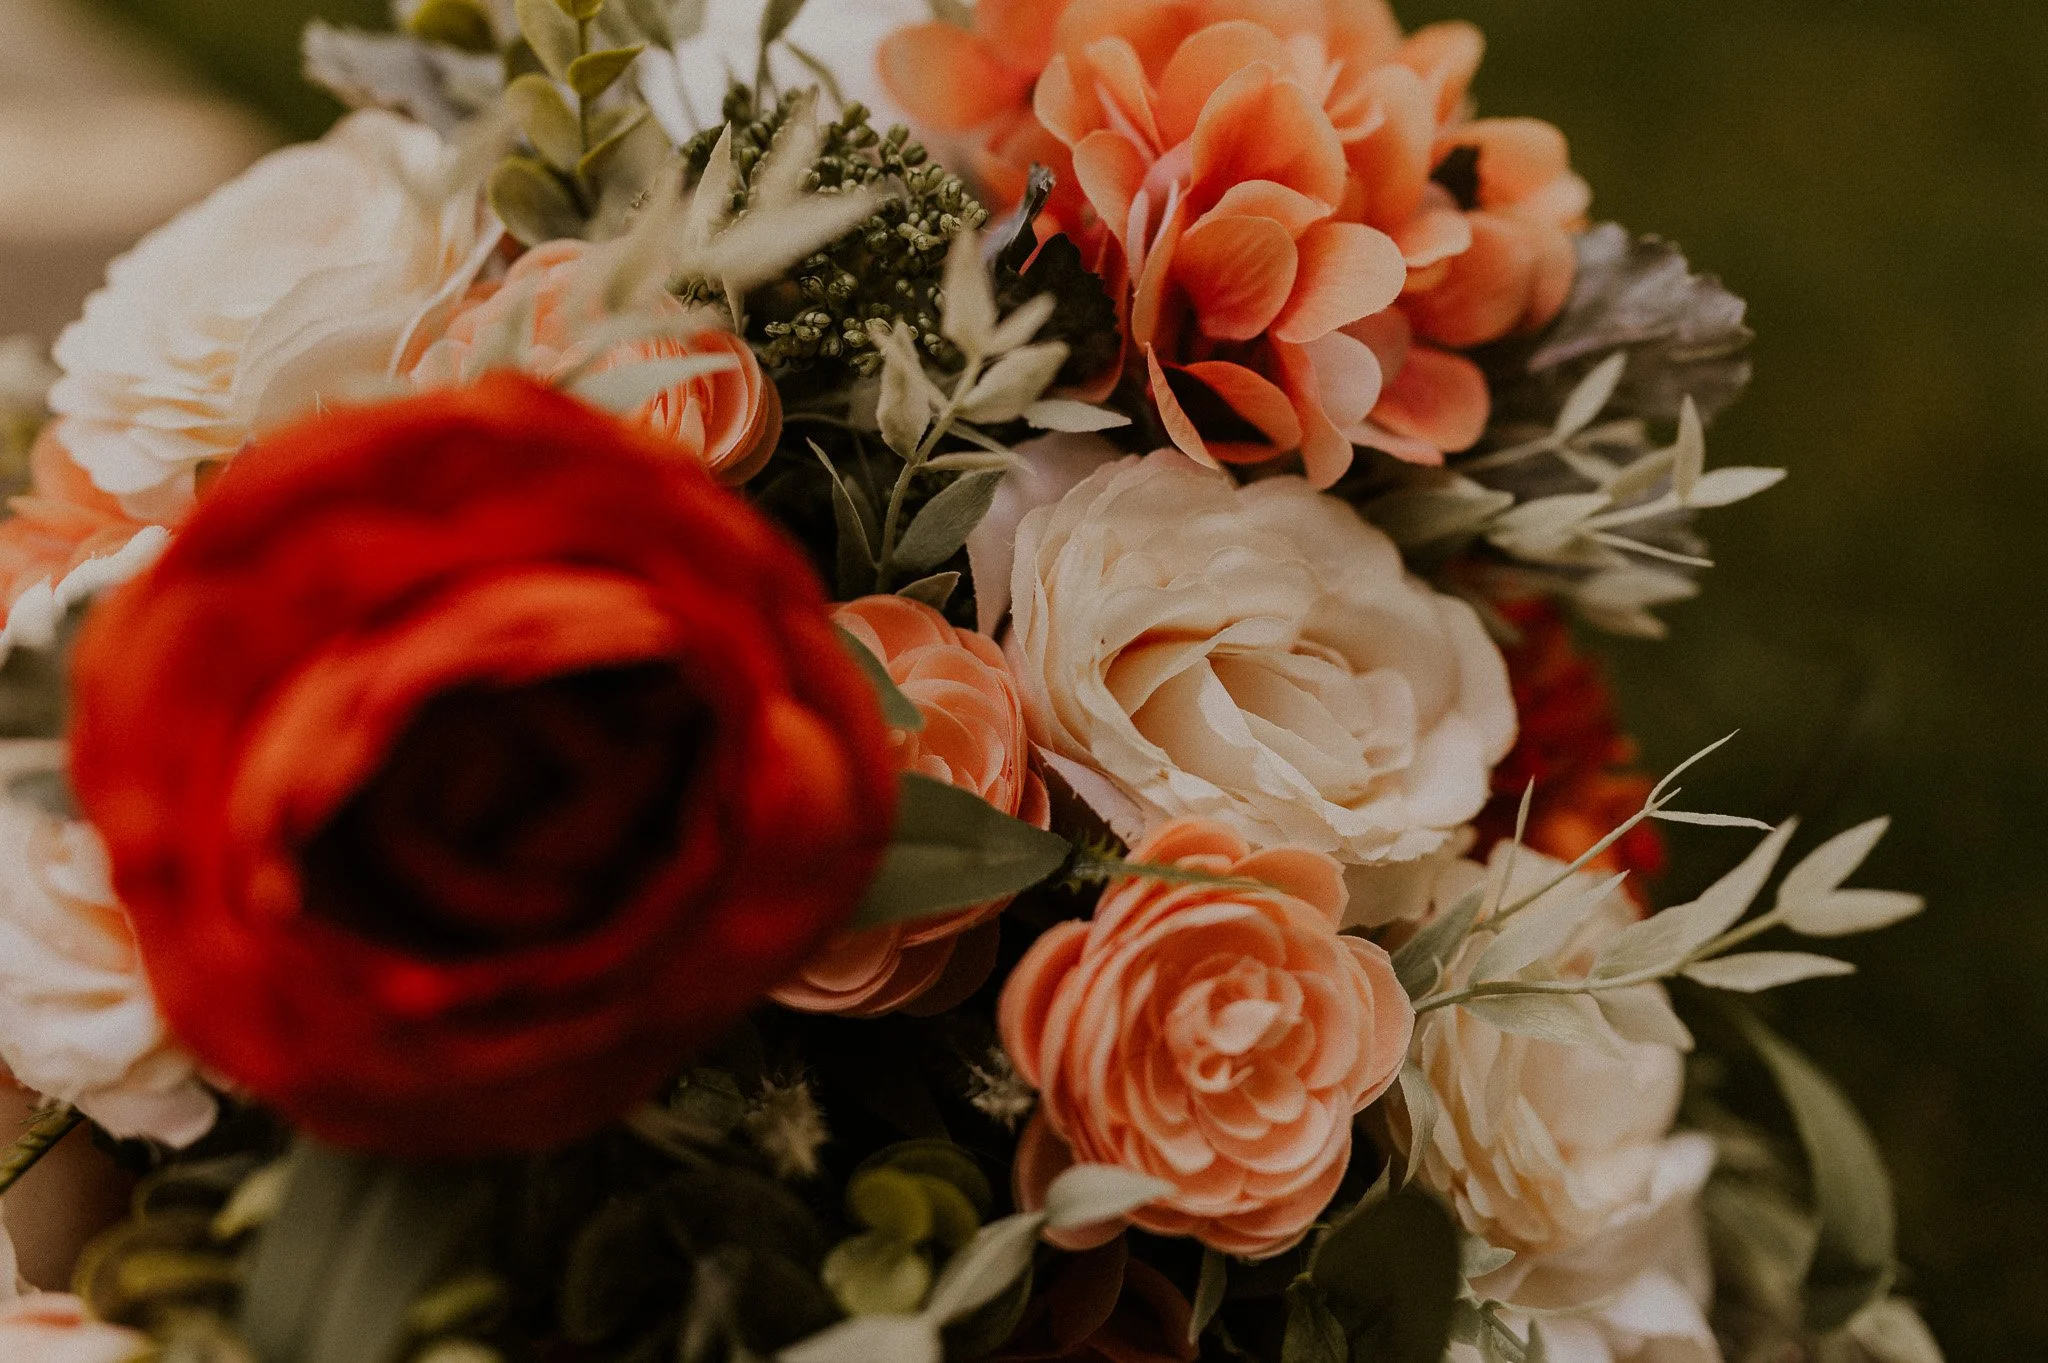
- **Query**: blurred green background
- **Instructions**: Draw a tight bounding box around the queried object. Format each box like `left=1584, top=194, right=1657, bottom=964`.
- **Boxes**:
left=58, top=0, right=2048, bottom=1355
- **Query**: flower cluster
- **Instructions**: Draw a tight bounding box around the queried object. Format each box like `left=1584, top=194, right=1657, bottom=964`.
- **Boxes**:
left=0, top=2, right=1938, bottom=1362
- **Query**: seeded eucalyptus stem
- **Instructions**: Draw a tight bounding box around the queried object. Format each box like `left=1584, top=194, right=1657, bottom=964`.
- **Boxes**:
left=0, top=1104, right=83, bottom=1198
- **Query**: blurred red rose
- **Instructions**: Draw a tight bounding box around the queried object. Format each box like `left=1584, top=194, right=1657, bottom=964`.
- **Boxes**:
left=66, top=375, right=896, bottom=1157
left=1474, top=598, right=1665, bottom=884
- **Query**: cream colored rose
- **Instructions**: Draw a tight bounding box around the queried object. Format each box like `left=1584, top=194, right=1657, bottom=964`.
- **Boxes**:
left=0, top=795, right=215, bottom=1147
left=50, top=110, right=494, bottom=518
left=1397, top=847, right=1720, bottom=1360
left=1005, top=451, right=1515, bottom=864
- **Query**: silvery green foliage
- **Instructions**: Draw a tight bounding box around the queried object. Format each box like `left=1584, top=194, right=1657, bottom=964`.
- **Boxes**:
left=303, top=22, right=505, bottom=135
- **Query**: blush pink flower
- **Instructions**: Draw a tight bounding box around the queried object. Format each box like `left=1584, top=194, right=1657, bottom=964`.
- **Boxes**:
left=773, top=596, right=1049, bottom=1018
left=999, top=819, right=1413, bottom=1257
left=0, top=429, right=163, bottom=645
left=411, top=241, right=782, bottom=485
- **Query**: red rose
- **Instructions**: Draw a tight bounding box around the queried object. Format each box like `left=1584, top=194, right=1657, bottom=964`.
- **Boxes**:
left=66, top=375, right=896, bottom=1157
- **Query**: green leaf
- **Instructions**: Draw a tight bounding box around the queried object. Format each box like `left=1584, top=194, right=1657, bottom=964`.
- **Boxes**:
left=1594, top=819, right=1798, bottom=979
left=1732, top=1006, right=1897, bottom=1332
left=408, top=0, right=497, bottom=52
left=1682, top=951, right=1855, bottom=993
left=847, top=1167, right=935, bottom=1244
left=893, top=471, right=1005, bottom=575
left=1392, top=1061, right=1440, bottom=1188
left=507, top=73, right=583, bottom=171
left=810, top=441, right=879, bottom=597
left=923, top=1214, right=1041, bottom=1324
left=821, top=1232, right=932, bottom=1316
left=854, top=774, right=1070, bottom=930
left=560, top=0, right=608, bottom=19
left=1310, top=1189, right=1462, bottom=1363
left=896, top=571, right=960, bottom=610
left=1282, top=1281, right=1348, bottom=1363
left=240, top=1142, right=495, bottom=1363
left=1393, top=884, right=1484, bottom=999
left=488, top=157, right=585, bottom=247
left=1784, top=889, right=1924, bottom=939
left=515, top=0, right=581, bottom=79
left=758, top=0, right=810, bottom=46
left=568, top=45, right=645, bottom=100
left=1041, top=1164, right=1170, bottom=1230
left=1190, top=1248, right=1228, bottom=1347
left=577, top=106, right=651, bottom=187
left=1463, top=993, right=1621, bottom=1053
left=836, top=626, right=924, bottom=732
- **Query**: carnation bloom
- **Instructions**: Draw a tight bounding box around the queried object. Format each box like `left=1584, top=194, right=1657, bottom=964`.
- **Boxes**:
left=773, top=595, right=1049, bottom=1017
left=1007, top=452, right=1515, bottom=864
left=410, top=241, right=782, bottom=485
left=0, top=1295, right=147, bottom=1362
left=0, top=429, right=168, bottom=659
left=1473, top=598, right=1665, bottom=885
left=1001, top=819, right=1412, bottom=1257
left=49, top=110, right=494, bottom=518
left=1395, top=847, right=1718, bottom=1357
left=0, top=796, right=215, bottom=1147
left=66, top=376, right=896, bottom=1157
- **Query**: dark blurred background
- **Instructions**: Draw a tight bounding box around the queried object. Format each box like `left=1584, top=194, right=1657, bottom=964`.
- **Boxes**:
left=5, top=0, right=2042, bottom=1356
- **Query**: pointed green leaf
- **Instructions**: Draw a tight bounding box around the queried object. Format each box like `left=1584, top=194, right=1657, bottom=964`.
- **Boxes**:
left=896, top=571, right=960, bottom=610
left=507, top=73, right=583, bottom=172
left=836, top=625, right=924, bottom=733
left=853, top=774, right=1070, bottom=930
left=758, top=0, right=810, bottom=45
left=408, top=0, right=497, bottom=52
left=488, top=156, right=584, bottom=246
left=1683, top=951, right=1855, bottom=993
left=1310, top=1188, right=1461, bottom=1363
left=515, top=0, right=580, bottom=79
left=892, top=471, right=1004, bottom=575
left=568, top=45, right=645, bottom=100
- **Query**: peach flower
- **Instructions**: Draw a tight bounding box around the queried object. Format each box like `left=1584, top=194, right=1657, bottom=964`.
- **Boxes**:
left=1000, top=819, right=1413, bottom=1257
left=411, top=241, right=782, bottom=484
left=773, top=596, right=1049, bottom=1017
left=0, top=1295, right=147, bottom=1362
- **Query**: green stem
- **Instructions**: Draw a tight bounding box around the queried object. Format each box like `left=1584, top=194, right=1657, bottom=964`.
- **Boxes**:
left=0, top=1105, right=82, bottom=1198
left=876, top=356, right=982, bottom=586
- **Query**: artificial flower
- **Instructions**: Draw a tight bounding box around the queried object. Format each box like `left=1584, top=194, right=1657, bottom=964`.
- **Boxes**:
left=1001, top=819, right=1412, bottom=1257
left=1006, top=451, right=1515, bottom=864
left=0, top=1294, right=148, bottom=1362
left=410, top=240, right=782, bottom=485
left=988, top=1237, right=1197, bottom=1362
left=0, top=796, right=215, bottom=1147
left=774, top=595, right=1048, bottom=1017
left=1473, top=598, right=1666, bottom=884
left=1396, top=846, right=1713, bottom=1269
left=0, top=428, right=168, bottom=659
left=65, top=376, right=896, bottom=1157
left=49, top=110, right=494, bottom=519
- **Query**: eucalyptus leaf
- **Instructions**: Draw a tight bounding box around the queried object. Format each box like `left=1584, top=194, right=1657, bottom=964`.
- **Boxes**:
left=408, top=0, right=497, bottom=52
left=1393, top=884, right=1485, bottom=999
left=568, top=45, right=645, bottom=100
left=1310, top=1188, right=1462, bottom=1363
left=577, top=106, right=652, bottom=188
left=488, top=157, right=585, bottom=247
left=892, top=471, right=1005, bottom=575
left=1683, top=951, right=1855, bottom=993
left=1282, top=1282, right=1348, bottom=1363
left=1190, top=1248, right=1227, bottom=1347
left=852, top=774, right=1071, bottom=930
left=515, top=0, right=581, bottom=80
left=835, top=626, right=923, bottom=732
left=820, top=1232, right=931, bottom=1316
left=1733, top=1007, right=1897, bottom=1332
left=507, top=73, right=582, bottom=171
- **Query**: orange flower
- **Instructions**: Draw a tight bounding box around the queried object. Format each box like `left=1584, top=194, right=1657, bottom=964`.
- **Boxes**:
left=1000, top=819, right=1412, bottom=1258
left=412, top=241, right=782, bottom=485
left=773, top=596, right=1049, bottom=1018
left=0, top=429, right=155, bottom=616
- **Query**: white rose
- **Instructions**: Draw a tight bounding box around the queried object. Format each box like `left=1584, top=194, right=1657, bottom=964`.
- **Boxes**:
left=49, top=110, right=495, bottom=519
left=1004, top=451, right=1516, bottom=863
left=636, top=0, right=927, bottom=146
left=1400, top=847, right=1721, bottom=1362
left=0, top=793, right=214, bottom=1147
left=0, top=1294, right=148, bottom=1362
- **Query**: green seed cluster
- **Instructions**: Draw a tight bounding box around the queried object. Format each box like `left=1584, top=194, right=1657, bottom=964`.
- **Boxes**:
left=680, top=87, right=989, bottom=376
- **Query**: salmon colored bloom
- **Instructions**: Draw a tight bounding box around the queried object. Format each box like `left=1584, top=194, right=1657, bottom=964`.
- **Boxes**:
left=0, top=430, right=157, bottom=622
left=1000, top=819, right=1413, bottom=1258
left=412, top=241, right=782, bottom=485
left=774, top=596, right=1049, bottom=1017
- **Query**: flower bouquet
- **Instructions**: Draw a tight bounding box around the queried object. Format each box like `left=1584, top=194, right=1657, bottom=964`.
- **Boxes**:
left=0, top=2, right=1945, bottom=1361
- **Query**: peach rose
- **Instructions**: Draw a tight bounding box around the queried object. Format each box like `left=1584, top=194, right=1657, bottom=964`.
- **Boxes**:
left=0, top=429, right=169, bottom=658
left=411, top=241, right=782, bottom=484
left=0, top=1295, right=147, bottom=1362
left=774, top=596, right=1049, bottom=1017
left=1000, top=819, right=1413, bottom=1257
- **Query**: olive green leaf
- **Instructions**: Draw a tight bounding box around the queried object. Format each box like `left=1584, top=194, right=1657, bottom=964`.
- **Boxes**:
left=853, top=774, right=1070, bottom=930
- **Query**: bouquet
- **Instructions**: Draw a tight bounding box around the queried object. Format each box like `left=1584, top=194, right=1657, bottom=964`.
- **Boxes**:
left=0, top=2, right=1945, bottom=1361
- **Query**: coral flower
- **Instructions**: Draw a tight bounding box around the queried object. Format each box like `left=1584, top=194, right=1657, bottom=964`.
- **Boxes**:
left=774, top=595, right=1049, bottom=1017
left=1000, top=819, right=1413, bottom=1258
left=412, top=241, right=782, bottom=485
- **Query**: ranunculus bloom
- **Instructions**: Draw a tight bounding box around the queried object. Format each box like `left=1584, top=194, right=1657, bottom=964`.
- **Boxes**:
left=773, top=595, right=1048, bottom=1017
left=1001, top=819, right=1413, bottom=1257
left=1473, top=599, right=1665, bottom=885
left=0, top=797, right=215, bottom=1147
left=0, top=1294, right=147, bottom=1362
left=1392, top=851, right=1712, bottom=1277
left=65, top=376, right=896, bottom=1157
left=0, top=429, right=168, bottom=658
left=50, top=110, right=493, bottom=518
left=1007, top=452, right=1515, bottom=864
left=411, top=240, right=782, bottom=485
